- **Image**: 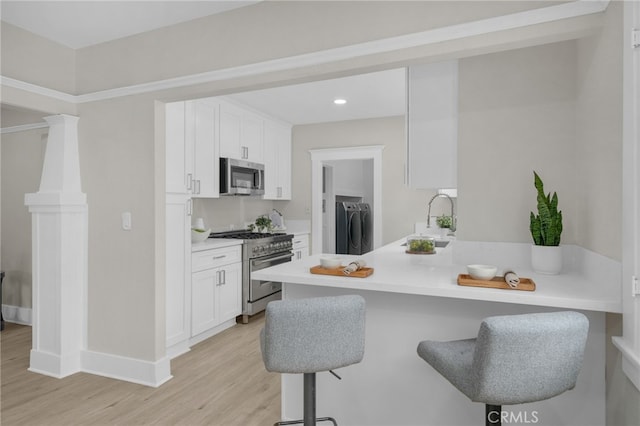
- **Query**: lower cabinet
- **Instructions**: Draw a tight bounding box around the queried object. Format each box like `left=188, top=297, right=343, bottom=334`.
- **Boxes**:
left=190, top=245, right=242, bottom=345
left=191, top=261, right=241, bottom=336
left=292, top=233, right=310, bottom=261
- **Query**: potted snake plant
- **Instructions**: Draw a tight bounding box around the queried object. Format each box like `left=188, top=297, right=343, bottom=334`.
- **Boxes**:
left=529, top=171, right=563, bottom=274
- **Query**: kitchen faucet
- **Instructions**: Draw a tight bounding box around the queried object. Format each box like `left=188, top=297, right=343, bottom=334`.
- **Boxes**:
left=427, top=193, right=456, bottom=234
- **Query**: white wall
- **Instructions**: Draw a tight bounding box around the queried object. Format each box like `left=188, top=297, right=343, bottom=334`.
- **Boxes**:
left=0, top=23, right=76, bottom=94
left=457, top=40, right=578, bottom=246
left=327, top=159, right=374, bottom=202
left=192, top=197, right=276, bottom=231
left=575, top=0, right=623, bottom=261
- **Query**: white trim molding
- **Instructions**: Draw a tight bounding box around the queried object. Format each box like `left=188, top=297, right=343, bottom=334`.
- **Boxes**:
left=615, top=0, right=640, bottom=391
left=0, top=121, right=48, bottom=134
left=0, top=0, right=609, bottom=105
left=613, top=337, right=640, bottom=391
left=81, top=350, right=172, bottom=388
left=1, top=304, right=32, bottom=325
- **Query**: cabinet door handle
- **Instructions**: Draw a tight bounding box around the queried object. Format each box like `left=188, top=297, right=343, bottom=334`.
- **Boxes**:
left=212, top=255, right=226, bottom=260
left=217, top=269, right=226, bottom=285
left=195, top=180, right=201, bottom=194
left=186, top=173, right=193, bottom=191
left=187, top=199, right=192, bottom=216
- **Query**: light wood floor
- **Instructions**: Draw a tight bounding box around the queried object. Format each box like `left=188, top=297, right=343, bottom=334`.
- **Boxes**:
left=1, top=315, right=280, bottom=425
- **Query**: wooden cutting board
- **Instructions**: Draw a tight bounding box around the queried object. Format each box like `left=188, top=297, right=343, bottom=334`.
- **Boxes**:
left=457, top=274, right=536, bottom=291
left=310, top=265, right=374, bottom=278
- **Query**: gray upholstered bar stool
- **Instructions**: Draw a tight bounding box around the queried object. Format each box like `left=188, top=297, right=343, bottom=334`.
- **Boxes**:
left=417, top=311, right=589, bottom=426
left=261, top=295, right=366, bottom=426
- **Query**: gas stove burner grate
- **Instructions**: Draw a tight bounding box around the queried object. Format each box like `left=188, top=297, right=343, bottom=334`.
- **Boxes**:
left=209, top=231, right=289, bottom=240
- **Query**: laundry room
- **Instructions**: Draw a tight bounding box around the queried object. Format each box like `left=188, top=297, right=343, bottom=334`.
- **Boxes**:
left=321, top=159, right=373, bottom=255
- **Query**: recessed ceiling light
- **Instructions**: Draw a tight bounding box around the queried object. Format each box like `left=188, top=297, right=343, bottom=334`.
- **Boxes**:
left=334, top=98, right=347, bottom=105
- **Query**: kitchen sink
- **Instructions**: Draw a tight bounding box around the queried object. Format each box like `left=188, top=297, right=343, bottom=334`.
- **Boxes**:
left=401, top=240, right=450, bottom=248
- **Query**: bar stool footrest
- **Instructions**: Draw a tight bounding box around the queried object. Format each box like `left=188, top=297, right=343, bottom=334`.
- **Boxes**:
left=275, top=416, right=338, bottom=426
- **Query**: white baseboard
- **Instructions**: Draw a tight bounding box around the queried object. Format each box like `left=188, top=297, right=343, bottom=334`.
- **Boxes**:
left=2, top=304, right=32, bottom=325
left=81, top=350, right=172, bottom=388
left=612, top=336, right=640, bottom=391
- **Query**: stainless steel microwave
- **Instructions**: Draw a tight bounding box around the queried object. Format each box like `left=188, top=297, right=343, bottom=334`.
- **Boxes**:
left=219, top=158, right=265, bottom=196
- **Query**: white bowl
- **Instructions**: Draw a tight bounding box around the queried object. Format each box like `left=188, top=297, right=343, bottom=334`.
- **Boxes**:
left=191, top=228, right=211, bottom=243
left=466, top=264, right=498, bottom=280
left=320, top=256, right=343, bottom=269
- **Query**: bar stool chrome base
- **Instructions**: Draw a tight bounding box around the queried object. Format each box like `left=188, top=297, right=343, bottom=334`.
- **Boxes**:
left=273, top=373, right=337, bottom=426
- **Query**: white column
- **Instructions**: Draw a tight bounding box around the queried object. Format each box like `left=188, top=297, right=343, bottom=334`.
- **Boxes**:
left=24, top=114, right=87, bottom=378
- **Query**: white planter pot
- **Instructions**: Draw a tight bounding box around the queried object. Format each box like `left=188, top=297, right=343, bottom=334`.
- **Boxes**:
left=531, top=245, right=563, bottom=275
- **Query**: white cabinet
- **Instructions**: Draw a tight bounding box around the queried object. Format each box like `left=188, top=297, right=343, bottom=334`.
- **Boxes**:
left=219, top=100, right=242, bottom=159
left=242, top=110, right=264, bottom=163
left=191, top=246, right=242, bottom=338
left=219, top=100, right=264, bottom=163
left=165, top=193, right=191, bottom=352
left=186, top=100, right=219, bottom=198
left=165, top=100, right=219, bottom=198
left=292, top=234, right=310, bottom=261
left=166, top=102, right=189, bottom=193
left=264, top=120, right=292, bottom=200
left=406, top=60, right=458, bottom=190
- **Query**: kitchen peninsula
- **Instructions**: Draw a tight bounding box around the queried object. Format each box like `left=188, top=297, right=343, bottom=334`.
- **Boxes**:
left=253, top=237, right=621, bottom=426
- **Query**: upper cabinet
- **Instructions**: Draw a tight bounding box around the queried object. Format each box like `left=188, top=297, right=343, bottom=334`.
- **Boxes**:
left=168, top=97, right=291, bottom=200
left=166, top=101, right=189, bottom=194
left=187, top=99, right=219, bottom=198
left=219, top=100, right=264, bottom=163
left=406, top=60, right=458, bottom=190
left=165, top=100, right=219, bottom=198
left=263, top=120, right=292, bottom=200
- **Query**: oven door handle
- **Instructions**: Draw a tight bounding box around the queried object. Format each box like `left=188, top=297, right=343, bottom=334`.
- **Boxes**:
left=253, top=253, right=294, bottom=266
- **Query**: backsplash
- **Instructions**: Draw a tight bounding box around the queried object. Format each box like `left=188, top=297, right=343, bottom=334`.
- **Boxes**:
left=192, top=197, right=280, bottom=232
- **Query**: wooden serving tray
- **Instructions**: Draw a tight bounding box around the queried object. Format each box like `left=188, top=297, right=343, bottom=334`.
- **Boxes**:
left=310, top=265, right=374, bottom=278
left=457, top=274, right=536, bottom=291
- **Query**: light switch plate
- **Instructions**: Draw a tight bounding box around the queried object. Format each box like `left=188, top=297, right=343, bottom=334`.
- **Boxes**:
left=122, top=212, right=132, bottom=230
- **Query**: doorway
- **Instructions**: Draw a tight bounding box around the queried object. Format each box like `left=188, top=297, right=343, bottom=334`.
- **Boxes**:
left=323, top=159, right=374, bottom=255
left=310, top=146, right=383, bottom=254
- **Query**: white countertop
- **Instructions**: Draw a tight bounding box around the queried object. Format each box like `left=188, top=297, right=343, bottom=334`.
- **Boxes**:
left=252, top=237, right=622, bottom=313
left=191, top=238, right=243, bottom=252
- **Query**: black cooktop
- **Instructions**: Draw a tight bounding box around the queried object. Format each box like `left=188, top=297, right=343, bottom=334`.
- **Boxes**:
left=209, top=231, right=287, bottom=240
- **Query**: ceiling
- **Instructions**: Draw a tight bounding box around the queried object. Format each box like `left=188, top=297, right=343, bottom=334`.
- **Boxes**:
left=0, top=1, right=261, bottom=49
left=227, top=69, right=406, bottom=125
left=0, top=0, right=406, bottom=125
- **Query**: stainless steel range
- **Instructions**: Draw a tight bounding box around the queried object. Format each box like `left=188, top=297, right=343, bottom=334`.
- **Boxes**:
left=209, top=231, right=293, bottom=323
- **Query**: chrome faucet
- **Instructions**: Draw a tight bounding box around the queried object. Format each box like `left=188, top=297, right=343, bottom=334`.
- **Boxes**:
left=427, top=193, right=456, bottom=233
